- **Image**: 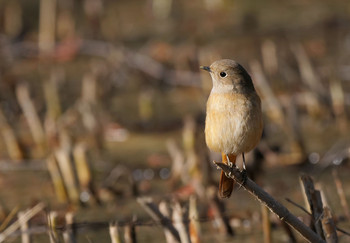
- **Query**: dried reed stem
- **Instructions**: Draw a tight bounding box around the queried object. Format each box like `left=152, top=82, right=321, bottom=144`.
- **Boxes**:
left=261, top=39, right=278, bottom=75
left=109, top=223, right=122, bottom=243
left=55, top=149, right=80, bottom=204
left=172, top=201, right=190, bottom=243
left=332, top=169, right=350, bottom=220
left=0, top=108, right=23, bottom=161
left=47, top=211, right=58, bottom=243
left=207, top=186, right=234, bottom=236
left=63, top=212, right=75, bottom=243
left=249, top=60, right=285, bottom=127
left=290, top=43, right=326, bottom=97
left=159, top=201, right=177, bottom=243
left=124, top=218, right=137, bottom=243
left=261, top=204, right=272, bottom=243
left=300, top=175, right=324, bottom=238
left=16, top=83, right=46, bottom=155
left=47, top=154, right=68, bottom=202
left=0, top=203, right=45, bottom=242
left=189, top=196, right=201, bottom=243
left=18, top=211, right=31, bottom=243
left=39, top=0, right=57, bottom=55
left=137, top=197, right=181, bottom=242
left=321, top=207, right=338, bottom=243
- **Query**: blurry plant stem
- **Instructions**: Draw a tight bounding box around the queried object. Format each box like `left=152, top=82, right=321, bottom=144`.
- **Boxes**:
left=55, top=149, right=80, bottom=204
left=18, top=210, right=31, bottom=243
left=47, top=154, right=68, bottom=203
left=159, top=201, right=178, bottom=243
left=137, top=197, right=181, bottom=242
left=16, top=83, right=46, bottom=156
left=63, top=212, right=76, bottom=243
left=47, top=211, right=59, bottom=243
left=207, top=186, right=234, bottom=236
left=0, top=108, right=23, bottom=161
left=321, top=206, right=338, bottom=243
left=124, top=220, right=137, bottom=243
left=172, top=201, right=191, bottom=243
left=213, top=162, right=325, bottom=243
left=39, top=0, right=56, bottom=56
left=0, top=203, right=45, bottom=243
left=188, top=196, right=201, bottom=243
left=109, top=222, right=122, bottom=243
left=332, top=169, right=350, bottom=220
left=261, top=204, right=272, bottom=243
left=300, top=175, right=325, bottom=238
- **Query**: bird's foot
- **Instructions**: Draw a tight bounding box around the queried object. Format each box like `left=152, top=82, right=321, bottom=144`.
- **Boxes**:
left=226, top=154, right=234, bottom=168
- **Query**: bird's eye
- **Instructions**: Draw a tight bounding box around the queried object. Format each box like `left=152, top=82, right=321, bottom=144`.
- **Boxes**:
left=220, top=72, right=227, bottom=77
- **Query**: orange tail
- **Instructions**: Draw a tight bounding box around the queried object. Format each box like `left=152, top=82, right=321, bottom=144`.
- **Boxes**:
left=219, top=153, right=236, bottom=198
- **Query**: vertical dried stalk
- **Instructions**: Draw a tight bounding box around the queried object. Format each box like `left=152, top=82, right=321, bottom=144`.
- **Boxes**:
left=63, top=212, right=75, bottom=243
left=48, top=211, right=58, bottom=243
left=166, top=139, right=185, bottom=183
left=159, top=201, right=177, bottom=243
left=16, top=83, right=46, bottom=155
left=261, top=39, right=278, bottom=75
left=73, top=143, right=100, bottom=204
left=321, top=207, right=338, bottom=243
left=39, top=0, right=57, bottom=55
left=47, top=154, right=68, bottom=203
left=172, top=201, right=190, bottom=243
left=18, top=211, right=31, bottom=243
left=82, top=73, right=97, bottom=105
left=109, top=222, right=122, bottom=243
left=261, top=205, right=272, bottom=243
left=332, top=169, right=350, bottom=220
left=152, top=0, right=173, bottom=20
left=0, top=108, right=23, bottom=161
left=43, top=72, right=62, bottom=149
left=73, top=143, right=91, bottom=189
left=207, top=186, right=234, bottom=236
left=138, top=89, right=154, bottom=124
left=55, top=149, right=80, bottom=204
left=189, top=196, right=201, bottom=243
left=249, top=60, right=285, bottom=127
left=290, top=43, right=326, bottom=97
left=4, top=1, right=22, bottom=38
left=124, top=221, right=136, bottom=243
left=300, top=175, right=324, bottom=238
left=329, top=79, right=346, bottom=126
left=137, top=197, right=180, bottom=242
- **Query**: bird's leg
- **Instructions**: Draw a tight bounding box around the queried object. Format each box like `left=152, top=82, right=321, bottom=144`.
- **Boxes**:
left=241, top=153, right=248, bottom=185
left=226, top=154, right=234, bottom=167
left=242, top=153, right=247, bottom=170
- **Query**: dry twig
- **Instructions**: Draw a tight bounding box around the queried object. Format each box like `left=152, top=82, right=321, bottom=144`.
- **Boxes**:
left=213, top=162, right=325, bottom=243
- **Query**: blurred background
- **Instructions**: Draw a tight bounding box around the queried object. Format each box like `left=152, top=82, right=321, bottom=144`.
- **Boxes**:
left=0, top=0, right=350, bottom=242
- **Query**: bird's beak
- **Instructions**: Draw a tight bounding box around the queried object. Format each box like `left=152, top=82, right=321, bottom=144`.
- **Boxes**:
left=200, top=66, right=211, bottom=72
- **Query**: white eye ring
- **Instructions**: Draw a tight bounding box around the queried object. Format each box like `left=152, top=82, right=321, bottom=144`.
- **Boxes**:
left=220, top=72, right=227, bottom=77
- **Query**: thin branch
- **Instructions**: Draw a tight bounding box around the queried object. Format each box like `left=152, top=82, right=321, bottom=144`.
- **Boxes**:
left=213, top=162, right=325, bottom=243
left=285, top=198, right=311, bottom=216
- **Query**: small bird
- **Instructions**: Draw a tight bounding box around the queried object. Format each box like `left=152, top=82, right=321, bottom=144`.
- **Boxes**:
left=201, top=59, right=263, bottom=198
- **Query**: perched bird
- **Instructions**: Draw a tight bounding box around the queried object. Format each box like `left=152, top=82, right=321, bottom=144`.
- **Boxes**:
left=201, top=59, right=263, bottom=198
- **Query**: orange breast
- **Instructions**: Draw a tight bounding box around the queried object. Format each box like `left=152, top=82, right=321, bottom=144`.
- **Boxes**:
left=205, top=92, right=263, bottom=154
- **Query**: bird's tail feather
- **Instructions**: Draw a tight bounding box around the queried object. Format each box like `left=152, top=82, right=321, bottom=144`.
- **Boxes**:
left=219, top=153, right=236, bottom=198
